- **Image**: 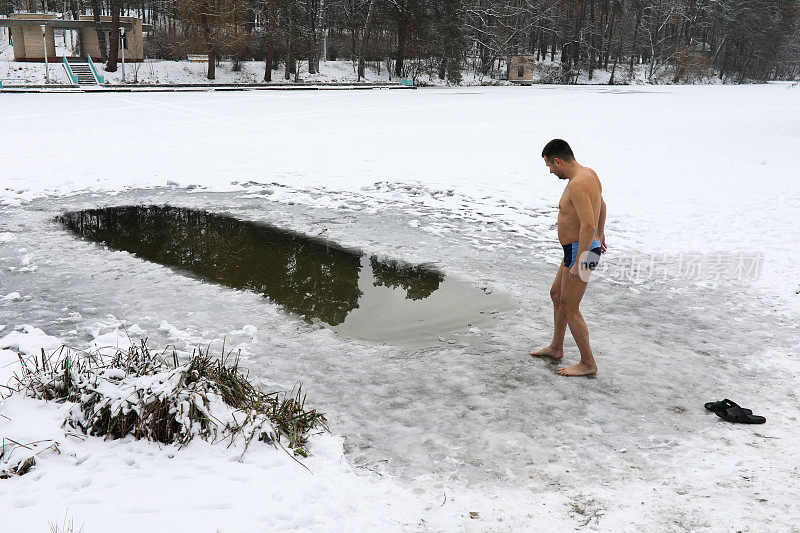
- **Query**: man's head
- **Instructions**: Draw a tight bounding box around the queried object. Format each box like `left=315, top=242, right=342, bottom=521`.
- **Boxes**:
left=542, top=139, right=575, bottom=179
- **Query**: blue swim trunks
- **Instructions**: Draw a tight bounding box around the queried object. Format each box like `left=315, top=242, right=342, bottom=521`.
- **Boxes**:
left=562, top=240, right=603, bottom=269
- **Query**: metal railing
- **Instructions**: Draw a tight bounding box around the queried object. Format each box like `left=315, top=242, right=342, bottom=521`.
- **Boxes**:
left=62, top=57, right=79, bottom=85
left=86, top=55, right=104, bottom=84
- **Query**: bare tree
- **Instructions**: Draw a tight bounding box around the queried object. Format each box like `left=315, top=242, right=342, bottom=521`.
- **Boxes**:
left=264, top=0, right=275, bottom=81
left=106, top=0, right=122, bottom=72
left=91, top=0, right=108, bottom=62
left=357, top=0, right=377, bottom=80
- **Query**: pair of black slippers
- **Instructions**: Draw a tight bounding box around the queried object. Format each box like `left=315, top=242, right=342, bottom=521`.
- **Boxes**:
left=704, top=399, right=766, bottom=424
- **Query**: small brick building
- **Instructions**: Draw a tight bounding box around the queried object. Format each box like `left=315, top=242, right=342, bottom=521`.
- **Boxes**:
left=508, top=55, right=535, bottom=83
left=0, top=12, right=148, bottom=62
left=4, top=13, right=57, bottom=62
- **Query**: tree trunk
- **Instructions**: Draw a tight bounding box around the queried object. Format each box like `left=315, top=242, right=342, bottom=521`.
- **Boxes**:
left=69, top=0, right=83, bottom=56
left=720, top=41, right=729, bottom=80
left=604, top=8, right=616, bottom=69
left=588, top=0, right=596, bottom=80
left=264, top=0, right=274, bottom=81
left=317, top=0, right=326, bottom=63
left=201, top=10, right=215, bottom=79
left=394, top=17, right=406, bottom=78
left=106, top=0, right=120, bottom=72
left=91, top=0, right=108, bottom=62
left=285, top=28, right=292, bottom=80
left=570, top=0, right=581, bottom=71
left=629, top=8, right=641, bottom=80
left=358, top=0, right=377, bottom=80
left=308, top=1, right=318, bottom=74
left=609, top=38, right=622, bottom=84
left=208, top=51, right=216, bottom=79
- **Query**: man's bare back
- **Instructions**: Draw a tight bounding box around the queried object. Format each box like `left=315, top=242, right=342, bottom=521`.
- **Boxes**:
left=530, top=140, right=606, bottom=376
left=557, top=169, right=603, bottom=246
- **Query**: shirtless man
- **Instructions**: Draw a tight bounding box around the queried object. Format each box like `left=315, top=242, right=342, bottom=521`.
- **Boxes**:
left=530, top=139, right=606, bottom=376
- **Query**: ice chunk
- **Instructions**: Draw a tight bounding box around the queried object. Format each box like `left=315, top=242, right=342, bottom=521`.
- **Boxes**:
left=0, top=325, right=63, bottom=355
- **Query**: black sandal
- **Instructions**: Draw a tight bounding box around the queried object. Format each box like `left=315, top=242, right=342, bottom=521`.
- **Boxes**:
left=704, top=399, right=737, bottom=413
left=705, top=399, right=765, bottom=424
left=715, top=405, right=765, bottom=424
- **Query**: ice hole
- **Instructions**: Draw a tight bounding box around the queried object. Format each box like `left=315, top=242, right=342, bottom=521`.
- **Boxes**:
left=59, top=206, right=509, bottom=344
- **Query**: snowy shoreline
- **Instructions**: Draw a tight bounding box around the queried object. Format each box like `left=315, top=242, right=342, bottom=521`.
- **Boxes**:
left=1, top=44, right=732, bottom=88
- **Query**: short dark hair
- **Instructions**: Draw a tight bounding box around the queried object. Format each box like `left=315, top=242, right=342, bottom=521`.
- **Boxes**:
left=541, top=139, right=575, bottom=161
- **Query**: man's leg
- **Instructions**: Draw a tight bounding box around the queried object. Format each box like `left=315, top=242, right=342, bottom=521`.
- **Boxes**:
left=530, top=265, right=566, bottom=359
left=557, top=272, right=597, bottom=376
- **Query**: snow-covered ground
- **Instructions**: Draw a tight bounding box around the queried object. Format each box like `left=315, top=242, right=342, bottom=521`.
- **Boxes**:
left=0, top=31, right=471, bottom=86
left=0, top=54, right=715, bottom=87
left=2, top=85, right=800, bottom=531
left=0, top=54, right=467, bottom=87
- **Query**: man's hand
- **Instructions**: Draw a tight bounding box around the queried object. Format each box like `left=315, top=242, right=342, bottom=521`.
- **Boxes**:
left=569, top=262, right=581, bottom=279
left=600, top=233, right=607, bottom=253
left=570, top=255, right=595, bottom=281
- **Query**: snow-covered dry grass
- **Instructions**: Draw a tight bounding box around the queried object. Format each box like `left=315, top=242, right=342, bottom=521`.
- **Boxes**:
left=2, top=84, right=800, bottom=531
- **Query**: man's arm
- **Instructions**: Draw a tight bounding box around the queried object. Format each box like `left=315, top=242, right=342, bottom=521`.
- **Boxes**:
left=568, top=180, right=596, bottom=278
left=598, top=199, right=607, bottom=252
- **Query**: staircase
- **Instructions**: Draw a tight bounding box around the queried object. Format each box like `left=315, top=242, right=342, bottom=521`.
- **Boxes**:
left=64, top=58, right=99, bottom=86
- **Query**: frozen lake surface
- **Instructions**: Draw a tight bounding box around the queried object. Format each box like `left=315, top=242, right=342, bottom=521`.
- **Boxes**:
left=1, top=85, right=800, bottom=531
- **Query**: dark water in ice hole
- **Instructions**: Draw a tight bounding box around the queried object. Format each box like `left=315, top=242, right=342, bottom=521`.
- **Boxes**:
left=58, top=206, right=510, bottom=344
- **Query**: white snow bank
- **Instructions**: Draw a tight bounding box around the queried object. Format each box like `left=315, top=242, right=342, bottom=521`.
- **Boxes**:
left=0, top=348, right=19, bottom=388
left=0, top=325, right=63, bottom=355
left=0, top=330, right=430, bottom=532
left=0, top=390, right=424, bottom=532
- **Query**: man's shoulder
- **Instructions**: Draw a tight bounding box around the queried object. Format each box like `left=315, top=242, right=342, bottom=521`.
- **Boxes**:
left=571, top=168, right=602, bottom=192
left=577, top=166, right=599, bottom=180
left=568, top=171, right=598, bottom=188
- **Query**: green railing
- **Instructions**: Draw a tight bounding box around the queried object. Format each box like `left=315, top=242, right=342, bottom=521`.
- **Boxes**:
left=87, top=55, right=105, bottom=84
left=62, top=57, right=79, bottom=85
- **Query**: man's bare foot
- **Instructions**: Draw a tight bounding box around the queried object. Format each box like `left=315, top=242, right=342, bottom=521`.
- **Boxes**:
left=530, top=345, right=564, bottom=360
left=557, top=363, right=597, bottom=376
